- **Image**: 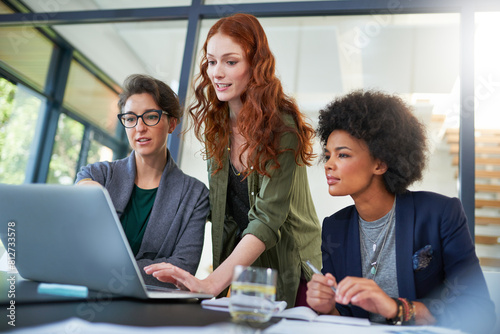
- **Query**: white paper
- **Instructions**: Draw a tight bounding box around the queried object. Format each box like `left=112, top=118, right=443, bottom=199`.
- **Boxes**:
left=272, top=306, right=318, bottom=321
left=200, top=297, right=231, bottom=312
left=264, top=319, right=466, bottom=334
left=264, top=319, right=374, bottom=334
left=315, top=314, right=370, bottom=326
left=201, top=297, right=287, bottom=314
left=273, top=306, right=370, bottom=326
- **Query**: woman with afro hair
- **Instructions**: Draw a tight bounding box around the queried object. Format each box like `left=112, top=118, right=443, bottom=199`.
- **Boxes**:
left=145, top=13, right=321, bottom=307
left=307, top=90, right=495, bottom=333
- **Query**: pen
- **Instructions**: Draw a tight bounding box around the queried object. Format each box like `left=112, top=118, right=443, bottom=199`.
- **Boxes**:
left=306, top=260, right=337, bottom=293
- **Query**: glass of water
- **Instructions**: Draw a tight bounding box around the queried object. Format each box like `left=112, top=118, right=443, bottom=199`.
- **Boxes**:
left=229, top=265, right=278, bottom=322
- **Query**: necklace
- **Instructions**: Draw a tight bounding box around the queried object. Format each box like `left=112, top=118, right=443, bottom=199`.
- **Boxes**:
left=359, top=199, right=396, bottom=277
left=359, top=211, right=391, bottom=252
left=227, top=147, right=241, bottom=177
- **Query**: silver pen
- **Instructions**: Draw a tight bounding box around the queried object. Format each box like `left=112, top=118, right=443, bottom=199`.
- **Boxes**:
left=306, top=260, right=337, bottom=293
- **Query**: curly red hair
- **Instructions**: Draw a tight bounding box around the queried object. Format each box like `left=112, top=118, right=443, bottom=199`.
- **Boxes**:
left=188, top=13, right=315, bottom=177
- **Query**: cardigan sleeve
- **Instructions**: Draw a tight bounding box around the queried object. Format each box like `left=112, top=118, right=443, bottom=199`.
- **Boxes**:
left=75, top=161, right=112, bottom=185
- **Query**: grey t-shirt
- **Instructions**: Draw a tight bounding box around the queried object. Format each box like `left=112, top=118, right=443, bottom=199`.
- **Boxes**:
left=358, top=205, right=398, bottom=323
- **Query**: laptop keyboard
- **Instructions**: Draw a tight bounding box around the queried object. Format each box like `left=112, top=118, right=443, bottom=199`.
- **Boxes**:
left=145, top=284, right=178, bottom=292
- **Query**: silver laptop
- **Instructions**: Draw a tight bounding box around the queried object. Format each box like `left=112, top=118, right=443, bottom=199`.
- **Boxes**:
left=0, top=183, right=213, bottom=300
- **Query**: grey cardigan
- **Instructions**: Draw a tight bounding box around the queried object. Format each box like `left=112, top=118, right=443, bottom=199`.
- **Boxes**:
left=75, top=150, right=209, bottom=286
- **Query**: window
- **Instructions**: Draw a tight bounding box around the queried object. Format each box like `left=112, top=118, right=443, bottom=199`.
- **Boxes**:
left=0, top=26, right=53, bottom=91
left=21, top=0, right=191, bottom=12
left=63, top=60, right=120, bottom=135
left=205, top=0, right=329, bottom=3
left=0, top=78, right=45, bottom=184
left=87, top=131, right=114, bottom=165
left=46, top=113, right=84, bottom=185
left=474, top=12, right=500, bottom=270
left=0, top=2, right=13, bottom=14
left=51, top=20, right=188, bottom=92
left=183, top=14, right=461, bottom=221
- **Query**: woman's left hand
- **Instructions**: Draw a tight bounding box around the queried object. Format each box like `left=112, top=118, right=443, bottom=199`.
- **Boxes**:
left=335, top=276, right=398, bottom=319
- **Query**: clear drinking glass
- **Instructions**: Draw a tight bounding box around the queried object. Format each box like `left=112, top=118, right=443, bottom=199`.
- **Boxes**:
left=229, top=265, right=277, bottom=322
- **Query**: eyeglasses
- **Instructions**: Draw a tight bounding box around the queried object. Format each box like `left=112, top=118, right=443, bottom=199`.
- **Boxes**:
left=117, top=110, right=169, bottom=128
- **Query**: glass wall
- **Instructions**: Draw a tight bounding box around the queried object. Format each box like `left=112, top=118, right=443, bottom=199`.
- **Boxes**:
left=0, top=78, right=46, bottom=184
left=0, top=26, right=53, bottom=91
left=0, top=1, right=12, bottom=13
left=21, top=0, right=191, bottom=12
left=205, top=0, right=329, bottom=3
left=51, top=20, right=189, bottom=92
left=46, top=113, right=85, bottom=185
left=179, top=13, right=462, bottom=277
left=474, top=12, right=500, bottom=270
left=87, top=131, right=114, bottom=165
left=63, top=60, right=120, bottom=135
left=182, top=14, right=461, bottom=222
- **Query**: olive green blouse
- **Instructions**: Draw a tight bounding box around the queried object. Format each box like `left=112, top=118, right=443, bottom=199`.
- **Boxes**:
left=208, top=115, right=322, bottom=307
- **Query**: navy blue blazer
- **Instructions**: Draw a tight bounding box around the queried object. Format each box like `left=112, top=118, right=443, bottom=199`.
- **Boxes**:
left=321, top=191, right=496, bottom=333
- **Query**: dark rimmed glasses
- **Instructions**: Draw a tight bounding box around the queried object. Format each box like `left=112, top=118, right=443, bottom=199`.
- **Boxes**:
left=117, top=110, right=169, bottom=128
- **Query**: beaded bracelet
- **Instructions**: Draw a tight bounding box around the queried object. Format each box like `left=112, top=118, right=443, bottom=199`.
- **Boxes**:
left=407, top=299, right=416, bottom=324
left=386, top=298, right=404, bottom=325
left=386, top=297, right=416, bottom=325
left=399, top=298, right=409, bottom=321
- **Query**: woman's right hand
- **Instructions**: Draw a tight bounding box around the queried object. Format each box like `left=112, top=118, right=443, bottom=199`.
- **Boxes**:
left=144, top=263, right=218, bottom=295
left=306, top=273, right=338, bottom=315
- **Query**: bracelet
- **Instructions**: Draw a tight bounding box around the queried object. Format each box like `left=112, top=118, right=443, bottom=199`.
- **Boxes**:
left=386, top=298, right=404, bottom=325
left=399, top=297, right=410, bottom=322
left=386, top=298, right=416, bottom=325
left=399, top=298, right=416, bottom=324
left=408, top=299, right=416, bottom=324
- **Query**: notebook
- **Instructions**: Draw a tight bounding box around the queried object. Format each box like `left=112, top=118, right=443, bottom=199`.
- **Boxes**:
left=0, top=183, right=213, bottom=300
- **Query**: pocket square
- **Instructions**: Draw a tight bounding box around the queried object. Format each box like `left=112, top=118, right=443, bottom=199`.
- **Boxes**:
left=412, top=245, right=433, bottom=271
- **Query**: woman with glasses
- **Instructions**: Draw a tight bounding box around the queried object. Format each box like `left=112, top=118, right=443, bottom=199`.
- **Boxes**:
left=76, top=74, right=209, bottom=287
left=145, top=13, right=321, bottom=307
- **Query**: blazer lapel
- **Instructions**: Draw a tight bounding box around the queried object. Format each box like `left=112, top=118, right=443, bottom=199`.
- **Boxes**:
left=395, top=192, right=417, bottom=300
left=347, top=209, right=363, bottom=278
left=348, top=209, right=369, bottom=318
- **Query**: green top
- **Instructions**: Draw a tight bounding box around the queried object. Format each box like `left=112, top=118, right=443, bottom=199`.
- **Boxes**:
left=120, top=185, right=158, bottom=256
left=208, top=114, right=322, bottom=307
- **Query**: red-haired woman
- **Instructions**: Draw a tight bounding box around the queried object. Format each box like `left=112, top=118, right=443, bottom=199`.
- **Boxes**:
left=145, top=13, right=321, bottom=307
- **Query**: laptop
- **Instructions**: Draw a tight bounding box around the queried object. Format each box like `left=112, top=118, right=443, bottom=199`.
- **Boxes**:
left=0, top=183, right=213, bottom=300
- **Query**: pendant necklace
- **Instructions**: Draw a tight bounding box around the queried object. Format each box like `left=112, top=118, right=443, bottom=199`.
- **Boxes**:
left=228, top=128, right=243, bottom=177
left=227, top=147, right=241, bottom=177
left=359, top=199, right=396, bottom=277
left=359, top=223, right=383, bottom=252
left=359, top=199, right=394, bottom=252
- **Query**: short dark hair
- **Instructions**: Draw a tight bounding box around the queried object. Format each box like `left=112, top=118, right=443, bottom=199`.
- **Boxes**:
left=317, top=90, right=428, bottom=194
left=118, top=74, right=182, bottom=120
